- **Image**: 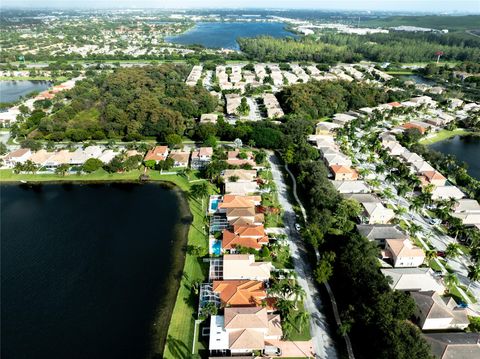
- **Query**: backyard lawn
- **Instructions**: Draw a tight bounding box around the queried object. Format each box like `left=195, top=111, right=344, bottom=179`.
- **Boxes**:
left=419, top=129, right=473, bottom=145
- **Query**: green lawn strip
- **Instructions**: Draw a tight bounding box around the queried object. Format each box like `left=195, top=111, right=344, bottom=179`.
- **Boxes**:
left=428, top=259, right=443, bottom=272
left=287, top=302, right=312, bottom=342
left=419, top=129, right=475, bottom=145
left=163, top=183, right=213, bottom=358
left=386, top=70, right=414, bottom=75
left=0, top=76, right=68, bottom=81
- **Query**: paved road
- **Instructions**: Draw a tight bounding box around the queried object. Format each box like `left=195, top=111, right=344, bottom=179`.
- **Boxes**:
left=268, top=153, right=338, bottom=359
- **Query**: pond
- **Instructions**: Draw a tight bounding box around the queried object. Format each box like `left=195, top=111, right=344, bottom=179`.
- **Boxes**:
left=1, top=183, right=190, bottom=359
left=398, top=74, right=436, bottom=86
left=166, top=21, right=297, bottom=50
left=430, top=135, right=480, bottom=180
left=0, top=80, right=52, bottom=103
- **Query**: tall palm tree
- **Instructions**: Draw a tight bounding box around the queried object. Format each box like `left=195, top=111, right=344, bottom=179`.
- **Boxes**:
left=444, top=272, right=459, bottom=289
left=189, top=182, right=209, bottom=209
left=294, top=311, right=310, bottom=333
left=467, top=264, right=480, bottom=289
left=445, top=243, right=461, bottom=258
left=425, top=249, right=438, bottom=263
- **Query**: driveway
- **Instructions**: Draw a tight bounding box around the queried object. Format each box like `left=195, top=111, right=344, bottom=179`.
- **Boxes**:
left=268, top=153, right=338, bottom=359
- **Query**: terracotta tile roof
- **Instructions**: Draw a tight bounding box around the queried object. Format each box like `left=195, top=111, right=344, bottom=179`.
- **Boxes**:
left=4, top=148, right=30, bottom=159
left=224, top=307, right=269, bottom=329
left=144, top=146, right=168, bottom=162
left=403, top=123, right=426, bottom=134
left=222, top=225, right=269, bottom=250
left=386, top=238, right=425, bottom=258
left=229, top=329, right=265, bottom=350
left=219, top=195, right=260, bottom=209
left=213, top=280, right=266, bottom=306
left=421, top=170, right=446, bottom=181
left=388, top=102, right=402, bottom=107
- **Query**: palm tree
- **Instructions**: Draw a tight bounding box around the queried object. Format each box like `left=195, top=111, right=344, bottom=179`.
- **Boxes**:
left=445, top=243, right=461, bottom=258
left=189, top=182, right=209, bottom=209
left=425, top=249, right=438, bottom=263
left=408, top=223, right=423, bottom=238
left=444, top=272, right=459, bottom=289
left=409, top=197, right=423, bottom=213
left=55, top=164, right=70, bottom=177
left=467, top=264, right=480, bottom=289
left=294, top=311, right=310, bottom=333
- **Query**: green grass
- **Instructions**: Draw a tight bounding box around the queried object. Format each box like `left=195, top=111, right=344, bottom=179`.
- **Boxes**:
left=0, top=76, right=68, bottom=81
left=387, top=70, right=414, bottom=75
left=287, top=302, right=312, bottom=342
left=419, top=129, right=476, bottom=145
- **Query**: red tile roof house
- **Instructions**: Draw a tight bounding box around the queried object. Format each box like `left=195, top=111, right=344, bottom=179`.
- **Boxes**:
left=402, top=122, right=427, bottom=135
left=144, top=146, right=168, bottom=163
left=420, top=170, right=447, bottom=187
left=222, top=224, right=269, bottom=252
left=329, top=165, right=359, bottom=181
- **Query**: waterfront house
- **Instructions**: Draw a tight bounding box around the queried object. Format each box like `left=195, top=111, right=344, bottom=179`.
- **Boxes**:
left=385, top=238, right=425, bottom=267
left=212, top=280, right=267, bottom=308
left=381, top=268, right=445, bottom=293
left=423, top=333, right=480, bottom=359
left=28, top=150, right=54, bottom=167
left=3, top=148, right=32, bottom=168
left=420, top=170, right=447, bottom=187
left=144, top=146, right=168, bottom=163
left=223, top=254, right=272, bottom=281
left=431, top=186, right=465, bottom=201
left=44, top=150, right=72, bottom=169
left=209, top=307, right=282, bottom=355
left=168, top=149, right=190, bottom=167
left=191, top=147, right=213, bottom=169
left=411, top=291, right=469, bottom=331
left=222, top=224, right=269, bottom=252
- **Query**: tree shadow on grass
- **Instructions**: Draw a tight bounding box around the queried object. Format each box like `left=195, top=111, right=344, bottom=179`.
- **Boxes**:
left=165, top=335, right=190, bottom=359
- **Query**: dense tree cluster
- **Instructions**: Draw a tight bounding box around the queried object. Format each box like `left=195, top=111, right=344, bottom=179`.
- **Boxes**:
left=22, top=65, right=217, bottom=141
left=278, top=80, right=401, bottom=120
left=239, top=31, right=480, bottom=63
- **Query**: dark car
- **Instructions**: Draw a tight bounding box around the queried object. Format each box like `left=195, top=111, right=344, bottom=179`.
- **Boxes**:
left=436, top=251, right=446, bottom=258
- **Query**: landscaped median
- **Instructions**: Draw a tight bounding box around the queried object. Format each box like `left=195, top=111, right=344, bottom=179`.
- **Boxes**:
left=0, top=167, right=214, bottom=358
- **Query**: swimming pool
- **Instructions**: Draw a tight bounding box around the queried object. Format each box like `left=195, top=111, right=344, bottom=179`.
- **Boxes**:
left=212, top=240, right=222, bottom=256
left=209, top=195, right=222, bottom=214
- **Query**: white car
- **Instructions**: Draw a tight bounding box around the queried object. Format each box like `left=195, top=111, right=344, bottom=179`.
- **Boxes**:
left=294, top=223, right=301, bottom=232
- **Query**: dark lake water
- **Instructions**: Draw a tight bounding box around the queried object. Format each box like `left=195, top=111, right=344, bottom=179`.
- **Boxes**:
left=1, top=183, right=190, bottom=359
left=0, top=80, right=52, bottom=103
left=430, top=135, right=480, bottom=180
left=166, top=21, right=297, bottom=49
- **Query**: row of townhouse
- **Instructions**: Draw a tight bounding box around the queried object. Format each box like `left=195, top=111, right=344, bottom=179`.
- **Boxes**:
left=325, top=98, right=480, bottom=358
left=143, top=145, right=213, bottom=169
left=204, top=190, right=287, bottom=356
left=1, top=146, right=140, bottom=170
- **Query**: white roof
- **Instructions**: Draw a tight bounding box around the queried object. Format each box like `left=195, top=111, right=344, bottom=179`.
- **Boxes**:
left=209, top=316, right=229, bottom=350
left=331, top=180, right=370, bottom=194
left=431, top=186, right=465, bottom=200
left=381, top=268, right=445, bottom=292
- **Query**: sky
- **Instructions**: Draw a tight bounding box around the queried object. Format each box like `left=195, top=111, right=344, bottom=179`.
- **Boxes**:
left=3, top=0, right=480, bottom=13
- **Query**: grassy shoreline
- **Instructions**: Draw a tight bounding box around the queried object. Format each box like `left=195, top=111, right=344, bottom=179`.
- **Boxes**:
left=419, top=129, right=478, bottom=145
left=0, top=168, right=212, bottom=358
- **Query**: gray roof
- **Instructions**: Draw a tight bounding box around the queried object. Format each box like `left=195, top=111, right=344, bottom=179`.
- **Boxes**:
left=380, top=268, right=445, bottom=292
left=343, top=193, right=381, bottom=203
left=356, top=224, right=407, bottom=241
left=411, top=291, right=468, bottom=326
left=424, top=333, right=480, bottom=359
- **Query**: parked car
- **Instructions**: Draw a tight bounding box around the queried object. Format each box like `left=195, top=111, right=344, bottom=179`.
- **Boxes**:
left=294, top=223, right=301, bottom=232
left=264, top=345, right=282, bottom=356
left=437, top=251, right=446, bottom=258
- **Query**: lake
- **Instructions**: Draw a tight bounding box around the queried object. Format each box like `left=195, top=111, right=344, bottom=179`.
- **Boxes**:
left=166, top=21, right=297, bottom=50
left=1, top=183, right=190, bottom=359
left=430, top=135, right=480, bottom=180
left=0, top=80, right=52, bottom=103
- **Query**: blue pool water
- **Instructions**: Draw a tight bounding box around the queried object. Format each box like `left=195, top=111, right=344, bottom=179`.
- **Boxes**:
left=210, top=198, right=220, bottom=212
left=212, top=240, right=222, bottom=256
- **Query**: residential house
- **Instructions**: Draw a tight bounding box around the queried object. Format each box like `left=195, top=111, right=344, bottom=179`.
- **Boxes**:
left=385, top=238, right=425, bottom=267
left=454, top=199, right=480, bottom=213
left=330, top=165, right=359, bottom=181
left=315, top=121, right=341, bottom=135
left=403, top=122, right=427, bottom=134
left=226, top=150, right=256, bottom=167
left=209, top=307, right=282, bottom=355
left=98, top=150, right=117, bottom=164
left=223, top=254, right=272, bottom=281
left=331, top=180, right=370, bottom=194
left=421, top=170, right=447, bottom=187
left=3, top=148, right=32, bottom=168
left=343, top=193, right=381, bottom=204
left=225, top=182, right=259, bottom=196
left=323, top=153, right=352, bottom=167
left=424, top=333, right=480, bottom=359
left=411, top=160, right=435, bottom=174
left=44, top=150, right=73, bottom=169
left=451, top=212, right=480, bottom=227
left=357, top=224, right=408, bottom=246
left=381, top=268, right=445, bottom=293
left=144, top=146, right=169, bottom=163
left=200, top=113, right=219, bottom=124
left=222, top=225, right=269, bottom=252
left=29, top=150, right=54, bottom=167
left=431, top=186, right=465, bottom=201
left=223, top=169, right=257, bottom=183
left=262, top=93, right=284, bottom=118
left=212, top=280, right=267, bottom=308
left=361, top=202, right=395, bottom=224
left=225, top=93, right=242, bottom=115
left=191, top=147, right=213, bottom=169
left=168, top=149, right=190, bottom=167
left=411, top=291, right=469, bottom=331
left=385, top=141, right=407, bottom=156
left=332, top=113, right=356, bottom=126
